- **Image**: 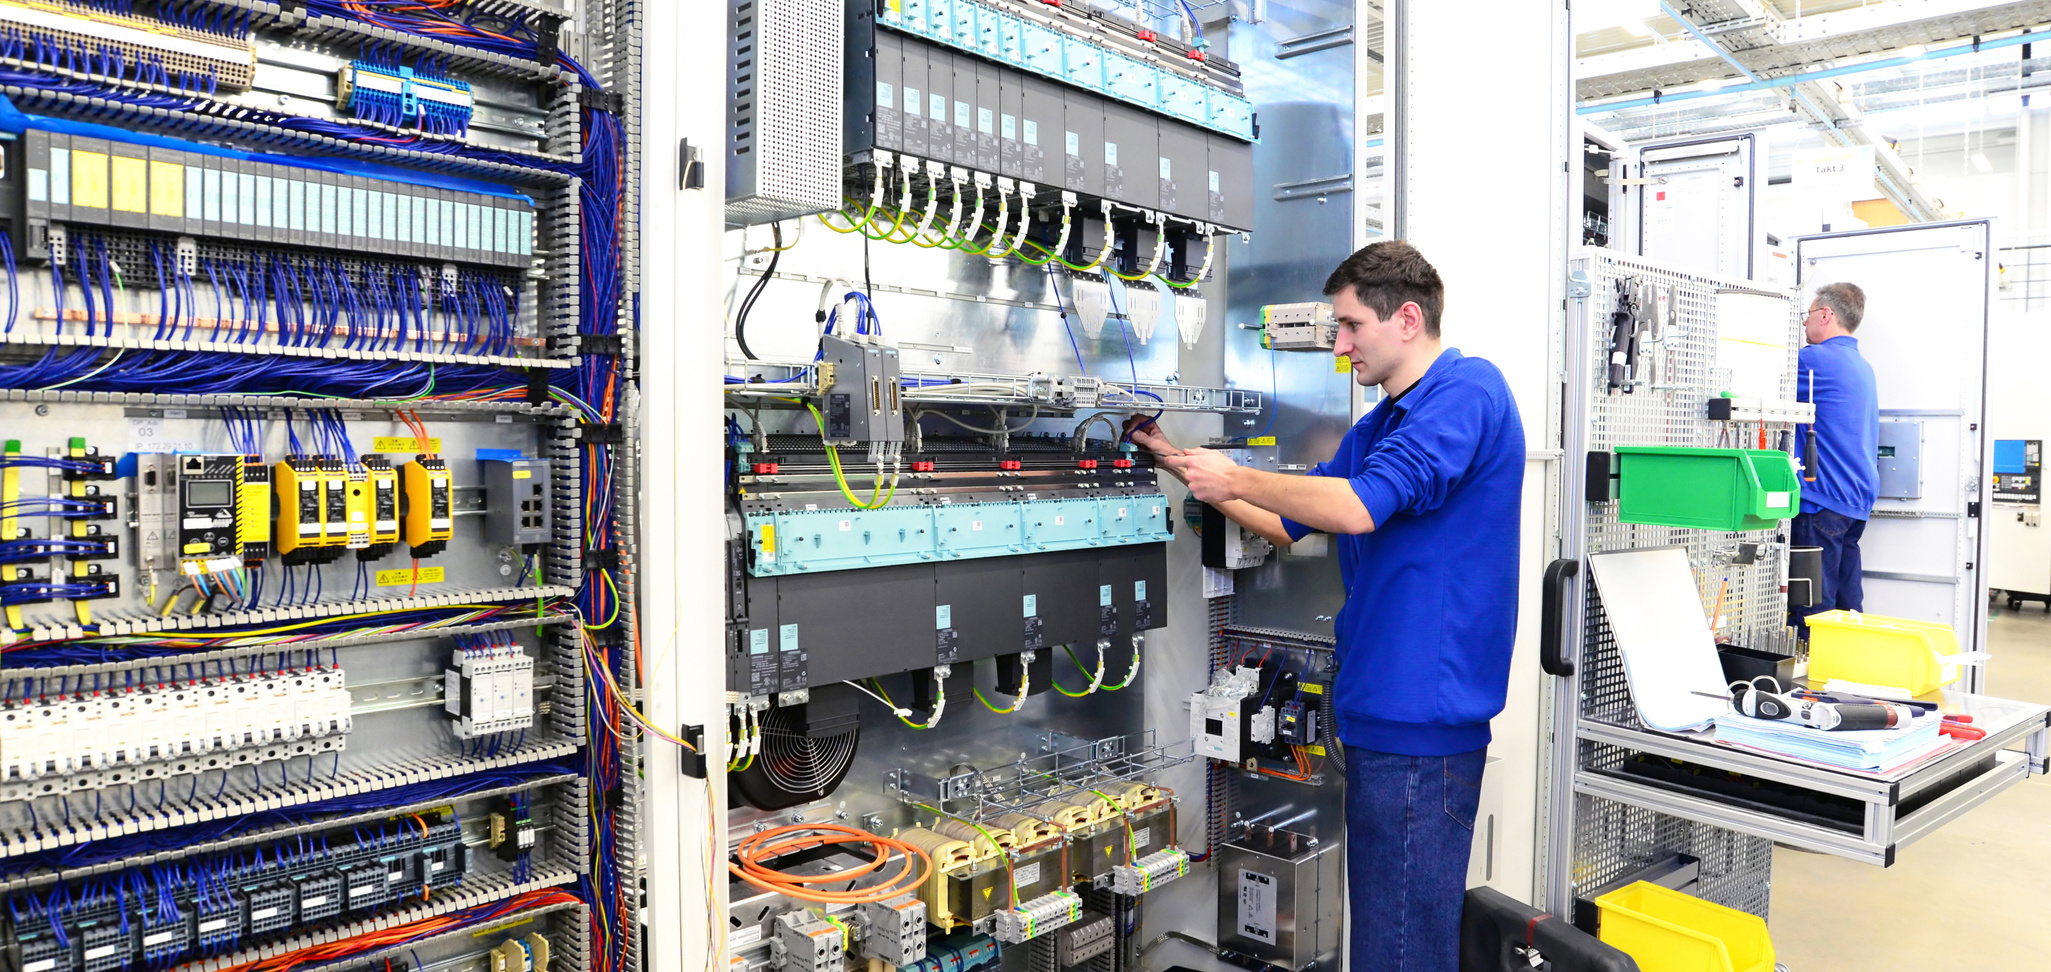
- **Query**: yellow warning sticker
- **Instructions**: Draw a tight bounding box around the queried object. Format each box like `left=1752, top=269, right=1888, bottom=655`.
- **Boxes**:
left=372, top=436, right=442, bottom=453
left=1304, top=744, right=1326, bottom=756
left=511, top=470, right=532, bottom=479
left=1245, top=436, right=1276, bottom=446
left=71, top=151, right=109, bottom=209
left=1298, top=682, right=1323, bottom=695
left=149, top=161, right=184, bottom=217
left=1335, top=355, right=1351, bottom=373
left=377, top=565, right=445, bottom=587
left=110, top=156, right=147, bottom=213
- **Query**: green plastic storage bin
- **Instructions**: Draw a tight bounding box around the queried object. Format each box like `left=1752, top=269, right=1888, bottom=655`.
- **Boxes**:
left=1614, top=447, right=1801, bottom=532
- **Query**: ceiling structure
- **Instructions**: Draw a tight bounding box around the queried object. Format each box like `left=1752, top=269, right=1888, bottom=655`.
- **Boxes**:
left=1576, top=1, right=2051, bottom=221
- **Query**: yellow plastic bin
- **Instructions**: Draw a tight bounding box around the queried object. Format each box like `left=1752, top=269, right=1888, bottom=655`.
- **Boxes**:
left=1594, top=882, right=1775, bottom=972
left=1805, top=610, right=1964, bottom=696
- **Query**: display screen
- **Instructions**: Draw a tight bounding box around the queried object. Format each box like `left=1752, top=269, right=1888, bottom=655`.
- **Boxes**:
left=1994, top=439, right=2028, bottom=475
left=186, top=480, right=233, bottom=507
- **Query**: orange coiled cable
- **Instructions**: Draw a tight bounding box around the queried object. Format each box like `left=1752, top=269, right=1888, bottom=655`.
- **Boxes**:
left=729, top=823, right=933, bottom=904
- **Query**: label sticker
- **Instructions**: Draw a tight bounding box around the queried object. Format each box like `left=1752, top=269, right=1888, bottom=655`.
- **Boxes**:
left=1238, top=870, right=1277, bottom=943
left=838, top=519, right=853, bottom=532
left=972, top=520, right=984, bottom=531
left=1022, top=594, right=1037, bottom=618
left=376, top=566, right=444, bottom=587
left=780, top=623, right=800, bottom=652
left=143, top=932, right=177, bottom=947
left=199, top=919, right=228, bottom=933
left=955, top=101, right=970, bottom=127
left=1104, top=141, right=1119, bottom=166
left=731, top=925, right=764, bottom=948
left=1014, top=861, right=1041, bottom=887
left=1245, top=436, right=1277, bottom=446
left=1300, top=682, right=1324, bottom=695
left=1135, top=580, right=1147, bottom=600
left=1336, top=355, right=1352, bottom=373
left=1066, top=131, right=1080, bottom=156
left=978, top=107, right=994, bottom=134
left=905, top=87, right=921, bottom=115
left=1100, top=584, right=1113, bottom=607
left=878, top=81, right=894, bottom=106
left=1002, top=114, right=1016, bottom=139
left=1766, top=490, right=1791, bottom=508
left=750, top=629, right=770, bottom=655
left=250, top=907, right=279, bottom=921
left=930, top=93, right=945, bottom=120
left=936, top=604, right=952, bottom=629
left=299, top=895, right=328, bottom=909
left=85, top=947, right=117, bottom=961
left=127, top=416, right=203, bottom=454
left=1210, top=169, right=1221, bottom=192
left=1159, top=156, right=1172, bottom=179
left=1132, top=826, right=1151, bottom=850
left=1024, top=120, right=1039, bottom=145
left=371, top=436, right=442, bottom=453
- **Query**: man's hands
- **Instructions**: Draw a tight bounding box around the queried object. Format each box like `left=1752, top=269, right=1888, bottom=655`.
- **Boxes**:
left=1161, top=449, right=1242, bottom=503
left=1118, top=415, right=1244, bottom=502
left=1121, top=415, right=1179, bottom=458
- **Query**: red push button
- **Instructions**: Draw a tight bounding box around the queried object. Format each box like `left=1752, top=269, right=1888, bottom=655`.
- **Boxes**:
left=1000, top=460, right=1023, bottom=470
left=911, top=461, right=936, bottom=472
left=1112, top=459, right=1135, bottom=469
left=1187, top=50, right=1206, bottom=61
left=1137, top=29, right=1157, bottom=42
left=1078, top=459, right=1099, bottom=469
left=751, top=462, right=779, bottom=474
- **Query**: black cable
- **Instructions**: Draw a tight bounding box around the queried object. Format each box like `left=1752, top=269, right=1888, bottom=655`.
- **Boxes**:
left=863, top=227, right=875, bottom=302
left=733, top=223, right=780, bottom=361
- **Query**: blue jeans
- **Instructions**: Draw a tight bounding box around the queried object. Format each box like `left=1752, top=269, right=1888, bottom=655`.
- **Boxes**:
left=1792, top=508, right=1867, bottom=622
left=1345, top=747, right=1486, bottom=972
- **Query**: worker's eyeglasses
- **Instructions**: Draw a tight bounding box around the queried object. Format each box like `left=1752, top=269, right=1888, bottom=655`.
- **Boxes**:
left=1804, top=306, right=1827, bottom=319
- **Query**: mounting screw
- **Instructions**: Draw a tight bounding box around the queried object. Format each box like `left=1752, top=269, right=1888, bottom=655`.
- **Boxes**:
left=34, top=405, right=48, bottom=416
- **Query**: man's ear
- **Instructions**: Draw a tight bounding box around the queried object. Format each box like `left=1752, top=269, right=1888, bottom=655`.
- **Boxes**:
left=1400, top=301, right=1427, bottom=340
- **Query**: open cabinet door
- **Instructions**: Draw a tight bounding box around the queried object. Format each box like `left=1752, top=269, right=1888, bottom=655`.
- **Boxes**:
left=1795, top=220, right=1993, bottom=677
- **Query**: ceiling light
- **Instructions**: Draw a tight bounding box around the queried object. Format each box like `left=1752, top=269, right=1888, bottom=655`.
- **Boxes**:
left=1901, top=44, right=1928, bottom=59
left=1972, top=152, right=1993, bottom=172
left=1699, top=76, right=1733, bottom=91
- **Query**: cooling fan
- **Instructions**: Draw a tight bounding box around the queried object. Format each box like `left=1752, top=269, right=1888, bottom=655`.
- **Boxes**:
left=731, top=684, right=860, bottom=811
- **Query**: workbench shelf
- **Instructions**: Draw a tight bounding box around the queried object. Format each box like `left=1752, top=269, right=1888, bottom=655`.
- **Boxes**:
left=1572, top=694, right=2050, bottom=867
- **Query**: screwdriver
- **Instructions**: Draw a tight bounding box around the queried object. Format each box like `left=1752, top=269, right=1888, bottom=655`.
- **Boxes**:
left=1693, top=684, right=1911, bottom=731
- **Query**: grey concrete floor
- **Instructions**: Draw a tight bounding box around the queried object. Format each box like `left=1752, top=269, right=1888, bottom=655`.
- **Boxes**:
left=1768, top=606, right=2051, bottom=971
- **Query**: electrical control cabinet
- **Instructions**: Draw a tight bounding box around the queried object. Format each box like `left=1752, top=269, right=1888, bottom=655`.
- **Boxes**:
left=0, top=7, right=639, bottom=972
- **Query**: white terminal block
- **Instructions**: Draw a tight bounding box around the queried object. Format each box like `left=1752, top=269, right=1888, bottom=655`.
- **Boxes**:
left=992, top=890, right=1083, bottom=944
left=1109, top=848, right=1191, bottom=896
left=0, top=668, right=349, bottom=782
left=444, top=643, right=537, bottom=739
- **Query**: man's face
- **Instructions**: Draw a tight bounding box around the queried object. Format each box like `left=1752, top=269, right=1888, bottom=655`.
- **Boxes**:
left=1803, top=302, right=1833, bottom=345
left=1330, top=286, right=1405, bottom=388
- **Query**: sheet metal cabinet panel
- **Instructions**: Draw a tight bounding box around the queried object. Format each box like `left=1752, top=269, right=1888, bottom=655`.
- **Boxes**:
left=776, top=564, right=937, bottom=685
left=951, top=53, right=977, bottom=166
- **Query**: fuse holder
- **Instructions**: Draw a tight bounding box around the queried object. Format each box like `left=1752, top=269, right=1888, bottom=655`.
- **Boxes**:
left=1000, top=460, right=1022, bottom=471
left=1077, top=460, right=1098, bottom=470
left=1187, top=50, right=1206, bottom=61
left=1112, top=459, right=1135, bottom=469
left=911, top=461, right=936, bottom=472
left=1137, top=29, right=1157, bottom=42
left=751, top=462, right=779, bottom=475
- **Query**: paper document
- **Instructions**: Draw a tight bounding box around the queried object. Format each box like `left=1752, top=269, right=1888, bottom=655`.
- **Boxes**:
left=1588, top=547, right=1731, bottom=732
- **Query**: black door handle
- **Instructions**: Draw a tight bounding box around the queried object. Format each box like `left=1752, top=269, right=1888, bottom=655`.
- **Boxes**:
left=1541, top=558, right=1580, bottom=677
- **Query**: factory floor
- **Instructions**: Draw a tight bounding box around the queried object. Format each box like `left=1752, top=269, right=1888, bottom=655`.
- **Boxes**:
left=1768, top=606, right=2051, bottom=971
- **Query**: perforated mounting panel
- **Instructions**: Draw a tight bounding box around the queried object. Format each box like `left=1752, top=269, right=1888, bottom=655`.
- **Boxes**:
left=1563, top=251, right=1803, bottom=920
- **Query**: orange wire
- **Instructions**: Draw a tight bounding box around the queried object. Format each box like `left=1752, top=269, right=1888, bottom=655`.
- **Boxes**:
left=728, top=824, right=932, bottom=904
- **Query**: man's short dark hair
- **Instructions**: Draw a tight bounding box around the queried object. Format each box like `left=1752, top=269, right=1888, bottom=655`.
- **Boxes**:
left=1814, top=281, right=1865, bottom=332
left=1323, top=240, right=1445, bottom=338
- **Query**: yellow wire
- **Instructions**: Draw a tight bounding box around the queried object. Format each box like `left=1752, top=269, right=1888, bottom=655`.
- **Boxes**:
left=795, top=400, right=897, bottom=510
left=974, top=687, right=1022, bottom=714
left=869, top=678, right=933, bottom=729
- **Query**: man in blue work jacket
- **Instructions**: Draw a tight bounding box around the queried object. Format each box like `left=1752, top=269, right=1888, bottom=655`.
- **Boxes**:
left=1793, top=282, right=1879, bottom=619
left=1125, top=241, right=1523, bottom=972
